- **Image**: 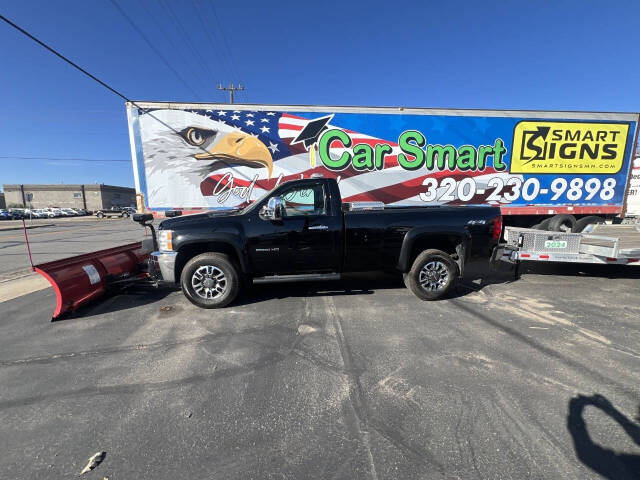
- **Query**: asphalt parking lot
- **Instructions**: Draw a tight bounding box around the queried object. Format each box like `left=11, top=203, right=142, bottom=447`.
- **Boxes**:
left=0, top=260, right=639, bottom=479
left=0, top=217, right=146, bottom=279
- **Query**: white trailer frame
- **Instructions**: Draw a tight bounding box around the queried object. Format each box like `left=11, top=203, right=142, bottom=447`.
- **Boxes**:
left=497, top=224, right=640, bottom=266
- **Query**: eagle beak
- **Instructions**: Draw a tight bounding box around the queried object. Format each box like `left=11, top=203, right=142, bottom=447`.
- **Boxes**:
left=195, top=131, right=273, bottom=178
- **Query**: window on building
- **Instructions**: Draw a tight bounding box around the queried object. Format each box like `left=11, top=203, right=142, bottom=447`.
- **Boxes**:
left=73, top=193, right=82, bottom=198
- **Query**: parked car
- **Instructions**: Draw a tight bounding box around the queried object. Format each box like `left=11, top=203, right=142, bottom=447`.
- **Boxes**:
left=71, top=208, right=87, bottom=216
left=0, top=209, right=13, bottom=220
left=61, top=208, right=78, bottom=216
left=8, top=209, right=26, bottom=219
left=39, top=208, right=57, bottom=218
left=22, top=209, right=46, bottom=219
left=95, top=206, right=133, bottom=218
left=146, top=177, right=503, bottom=308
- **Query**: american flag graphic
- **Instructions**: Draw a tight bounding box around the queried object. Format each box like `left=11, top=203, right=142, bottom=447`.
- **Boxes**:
left=193, top=109, right=510, bottom=206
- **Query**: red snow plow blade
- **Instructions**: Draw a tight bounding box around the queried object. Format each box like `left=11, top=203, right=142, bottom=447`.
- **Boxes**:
left=34, top=242, right=151, bottom=320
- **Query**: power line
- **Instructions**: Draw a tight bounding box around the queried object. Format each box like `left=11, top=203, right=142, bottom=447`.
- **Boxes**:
left=0, top=155, right=129, bottom=162
left=0, top=13, right=255, bottom=182
left=158, top=0, right=219, bottom=98
left=191, top=0, right=229, bottom=102
left=206, top=1, right=247, bottom=102
left=107, top=0, right=202, bottom=101
left=138, top=0, right=211, bottom=97
left=0, top=14, right=131, bottom=103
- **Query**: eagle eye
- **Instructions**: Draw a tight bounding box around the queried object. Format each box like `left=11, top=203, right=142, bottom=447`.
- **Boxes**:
left=180, top=127, right=216, bottom=147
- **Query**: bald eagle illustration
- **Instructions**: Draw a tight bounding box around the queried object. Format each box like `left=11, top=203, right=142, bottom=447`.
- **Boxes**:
left=139, top=109, right=274, bottom=207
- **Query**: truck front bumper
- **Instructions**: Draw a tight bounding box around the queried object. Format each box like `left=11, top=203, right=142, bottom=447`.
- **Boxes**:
left=149, top=251, right=178, bottom=284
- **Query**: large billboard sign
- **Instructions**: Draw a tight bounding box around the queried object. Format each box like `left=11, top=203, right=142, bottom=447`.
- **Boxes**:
left=126, top=103, right=638, bottom=214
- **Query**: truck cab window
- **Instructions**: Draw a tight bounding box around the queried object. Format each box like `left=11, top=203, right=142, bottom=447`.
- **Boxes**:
left=281, top=184, right=326, bottom=217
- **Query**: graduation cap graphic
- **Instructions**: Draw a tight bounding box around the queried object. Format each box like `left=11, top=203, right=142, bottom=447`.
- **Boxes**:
left=290, top=115, right=334, bottom=150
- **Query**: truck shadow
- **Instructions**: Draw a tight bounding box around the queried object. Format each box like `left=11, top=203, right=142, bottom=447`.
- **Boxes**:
left=567, top=394, right=640, bottom=479
left=234, top=261, right=515, bottom=306
left=234, top=272, right=390, bottom=306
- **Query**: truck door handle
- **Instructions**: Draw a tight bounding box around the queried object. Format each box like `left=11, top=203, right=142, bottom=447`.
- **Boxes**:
left=308, top=225, right=329, bottom=231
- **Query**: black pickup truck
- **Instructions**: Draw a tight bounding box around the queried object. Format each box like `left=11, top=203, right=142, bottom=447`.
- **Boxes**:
left=142, top=177, right=501, bottom=308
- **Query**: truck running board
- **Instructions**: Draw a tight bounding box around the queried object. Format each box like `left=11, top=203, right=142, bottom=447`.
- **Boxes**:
left=253, top=273, right=340, bottom=284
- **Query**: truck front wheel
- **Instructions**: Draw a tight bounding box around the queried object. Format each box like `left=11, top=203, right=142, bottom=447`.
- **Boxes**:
left=404, top=249, right=457, bottom=301
left=180, top=252, right=240, bottom=308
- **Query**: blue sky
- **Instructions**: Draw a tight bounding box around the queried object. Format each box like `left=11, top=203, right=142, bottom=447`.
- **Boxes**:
left=1, top=0, right=639, bottom=189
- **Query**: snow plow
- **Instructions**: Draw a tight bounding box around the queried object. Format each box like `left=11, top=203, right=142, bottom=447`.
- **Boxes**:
left=33, top=214, right=159, bottom=320
left=35, top=242, right=151, bottom=320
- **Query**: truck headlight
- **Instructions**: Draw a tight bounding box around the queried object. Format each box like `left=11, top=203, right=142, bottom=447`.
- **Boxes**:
left=158, top=230, right=173, bottom=251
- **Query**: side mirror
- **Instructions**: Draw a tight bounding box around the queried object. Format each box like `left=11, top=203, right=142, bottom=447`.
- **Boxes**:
left=133, top=213, right=154, bottom=224
left=259, top=196, right=283, bottom=221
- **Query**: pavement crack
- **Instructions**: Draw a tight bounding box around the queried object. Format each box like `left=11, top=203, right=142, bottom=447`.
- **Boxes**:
left=0, top=325, right=294, bottom=368
left=0, top=351, right=286, bottom=410
left=323, top=296, right=379, bottom=480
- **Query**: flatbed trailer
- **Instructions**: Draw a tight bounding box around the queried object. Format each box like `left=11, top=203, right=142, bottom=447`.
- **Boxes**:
left=496, top=223, right=640, bottom=266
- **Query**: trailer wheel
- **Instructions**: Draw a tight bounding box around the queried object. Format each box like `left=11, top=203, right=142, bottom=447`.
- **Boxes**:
left=572, top=215, right=605, bottom=233
left=180, top=252, right=240, bottom=308
left=96, top=212, right=104, bottom=219
left=404, top=249, right=457, bottom=301
left=548, top=214, right=576, bottom=232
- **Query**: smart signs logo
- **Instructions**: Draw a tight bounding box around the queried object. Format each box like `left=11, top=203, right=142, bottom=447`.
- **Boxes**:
left=510, top=121, right=628, bottom=174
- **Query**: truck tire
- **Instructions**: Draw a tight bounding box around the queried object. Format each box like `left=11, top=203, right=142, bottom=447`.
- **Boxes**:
left=533, top=217, right=553, bottom=231
left=404, top=249, right=458, bottom=301
left=180, top=252, right=240, bottom=308
left=572, top=215, right=605, bottom=233
left=548, top=214, right=576, bottom=232
left=96, top=212, right=104, bottom=219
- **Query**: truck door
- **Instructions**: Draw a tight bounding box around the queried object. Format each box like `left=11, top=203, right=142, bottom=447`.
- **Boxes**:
left=248, top=182, right=341, bottom=275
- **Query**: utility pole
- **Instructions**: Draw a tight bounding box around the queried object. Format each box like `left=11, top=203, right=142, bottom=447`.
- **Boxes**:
left=218, top=83, right=244, bottom=104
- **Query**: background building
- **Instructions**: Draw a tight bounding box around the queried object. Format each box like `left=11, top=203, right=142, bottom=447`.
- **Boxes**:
left=2, top=184, right=136, bottom=211
left=0, top=192, right=5, bottom=209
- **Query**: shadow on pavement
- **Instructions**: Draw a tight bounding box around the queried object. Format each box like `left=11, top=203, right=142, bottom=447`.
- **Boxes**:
left=233, top=271, right=391, bottom=307
left=520, top=261, right=640, bottom=279
left=54, top=286, right=176, bottom=321
left=235, top=261, right=517, bottom=306
left=567, top=394, right=640, bottom=479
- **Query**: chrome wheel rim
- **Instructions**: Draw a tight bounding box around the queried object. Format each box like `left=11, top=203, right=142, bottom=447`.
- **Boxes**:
left=419, top=261, right=449, bottom=291
left=191, top=265, right=227, bottom=299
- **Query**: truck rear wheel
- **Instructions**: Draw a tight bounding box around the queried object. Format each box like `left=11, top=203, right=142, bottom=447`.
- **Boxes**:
left=404, top=249, right=457, bottom=301
left=180, top=252, right=240, bottom=308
